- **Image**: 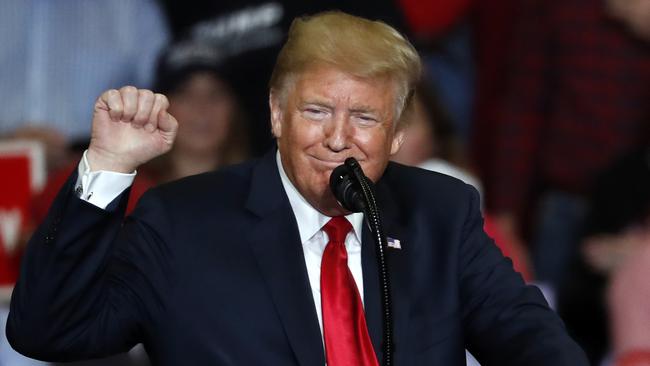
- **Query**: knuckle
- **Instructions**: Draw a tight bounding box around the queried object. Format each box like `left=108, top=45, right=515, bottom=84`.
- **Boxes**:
left=155, top=93, right=169, bottom=107
left=120, top=85, right=138, bottom=94
left=139, top=89, right=154, bottom=99
left=103, top=89, right=119, bottom=102
left=106, top=88, right=119, bottom=97
left=110, top=103, right=123, bottom=113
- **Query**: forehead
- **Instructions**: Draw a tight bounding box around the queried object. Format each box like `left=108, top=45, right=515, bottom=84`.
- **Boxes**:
left=290, top=65, right=397, bottom=110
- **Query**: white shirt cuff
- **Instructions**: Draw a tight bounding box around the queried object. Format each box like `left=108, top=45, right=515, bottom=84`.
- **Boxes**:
left=74, top=150, right=136, bottom=209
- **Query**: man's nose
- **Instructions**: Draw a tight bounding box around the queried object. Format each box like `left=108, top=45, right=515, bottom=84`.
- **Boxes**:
left=324, top=113, right=351, bottom=152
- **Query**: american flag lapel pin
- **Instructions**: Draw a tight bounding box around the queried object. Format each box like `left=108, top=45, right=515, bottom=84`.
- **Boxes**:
left=387, top=237, right=401, bottom=249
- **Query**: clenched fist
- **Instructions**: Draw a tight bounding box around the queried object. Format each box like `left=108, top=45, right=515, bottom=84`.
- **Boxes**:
left=88, top=86, right=178, bottom=173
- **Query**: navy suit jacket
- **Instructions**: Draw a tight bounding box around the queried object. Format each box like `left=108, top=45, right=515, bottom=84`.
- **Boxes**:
left=7, top=149, right=588, bottom=365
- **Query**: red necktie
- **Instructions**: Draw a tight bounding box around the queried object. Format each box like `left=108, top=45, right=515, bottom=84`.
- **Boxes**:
left=321, top=216, right=379, bottom=366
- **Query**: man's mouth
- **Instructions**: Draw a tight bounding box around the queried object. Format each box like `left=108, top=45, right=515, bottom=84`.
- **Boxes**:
left=309, top=155, right=348, bottom=169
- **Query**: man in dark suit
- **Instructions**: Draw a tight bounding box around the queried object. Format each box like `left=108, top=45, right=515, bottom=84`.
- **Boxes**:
left=7, top=11, right=587, bottom=366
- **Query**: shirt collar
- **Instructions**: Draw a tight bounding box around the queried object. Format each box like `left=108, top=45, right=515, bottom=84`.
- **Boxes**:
left=276, top=150, right=364, bottom=245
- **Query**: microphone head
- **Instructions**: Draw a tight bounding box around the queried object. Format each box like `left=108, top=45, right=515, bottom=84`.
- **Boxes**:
left=329, top=162, right=366, bottom=213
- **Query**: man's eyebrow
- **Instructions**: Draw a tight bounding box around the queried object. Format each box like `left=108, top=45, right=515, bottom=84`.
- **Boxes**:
left=299, top=99, right=334, bottom=109
left=349, top=105, right=380, bottom=114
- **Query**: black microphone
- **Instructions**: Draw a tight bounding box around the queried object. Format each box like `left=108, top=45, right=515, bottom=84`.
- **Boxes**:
left=328, top=157, right=395, bottom=366
left=329, top=160, right=367, bottom=213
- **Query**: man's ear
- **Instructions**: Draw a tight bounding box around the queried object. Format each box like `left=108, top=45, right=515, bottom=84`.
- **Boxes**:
left=390, top=128, right=406, bottom=155
left=269, top=90, right=282, bottom=138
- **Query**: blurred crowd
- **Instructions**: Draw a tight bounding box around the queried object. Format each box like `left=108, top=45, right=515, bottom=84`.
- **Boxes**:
left=0, top=1, right=648, bottom=365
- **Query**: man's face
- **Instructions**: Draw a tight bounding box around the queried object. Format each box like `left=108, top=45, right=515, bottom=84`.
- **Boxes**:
left=270, top=64, right=405, bottom=216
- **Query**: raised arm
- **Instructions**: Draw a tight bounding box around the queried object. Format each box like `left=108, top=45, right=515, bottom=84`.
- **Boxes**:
left=6, top=87, right=177, bottom=361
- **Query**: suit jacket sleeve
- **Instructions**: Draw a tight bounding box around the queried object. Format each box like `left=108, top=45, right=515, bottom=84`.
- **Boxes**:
left=459, top=186, right=588, bottom=365
left=6, top=172, right=169, bottom=362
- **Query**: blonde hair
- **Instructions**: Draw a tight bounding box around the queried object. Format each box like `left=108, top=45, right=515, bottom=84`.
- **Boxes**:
left=269, top=11, right=422, bottom=125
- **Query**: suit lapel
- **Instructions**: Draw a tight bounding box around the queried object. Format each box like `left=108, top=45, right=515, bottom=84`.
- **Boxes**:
left=245, top=150, right=325, bottom=366
left=362, top=177, right=411, bottom=365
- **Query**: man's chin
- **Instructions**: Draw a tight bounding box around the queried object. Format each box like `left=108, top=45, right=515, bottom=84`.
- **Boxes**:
left=310, top=191, right=351, bottom=217
left=317, top=203, right=351, bottom=217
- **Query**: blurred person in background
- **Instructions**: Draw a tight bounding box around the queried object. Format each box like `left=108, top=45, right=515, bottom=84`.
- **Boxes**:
left=142, top=40, right=250, bottom=183
left=557, top=148, right=650, bottom=365
left=605, top=3, right=650, bottom=365
left=391, top=82, right=478, bottom=192
left=475, top=0, right=650, bottom=294
left=0, top=0, right=168, bottom=142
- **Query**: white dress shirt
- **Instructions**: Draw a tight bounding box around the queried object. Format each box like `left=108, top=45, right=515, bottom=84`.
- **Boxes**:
left=74, top=150, right=366, bottom=338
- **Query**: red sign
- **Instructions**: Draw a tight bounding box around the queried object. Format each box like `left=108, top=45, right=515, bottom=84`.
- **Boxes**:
left=0, top=141, right=45, bottom=288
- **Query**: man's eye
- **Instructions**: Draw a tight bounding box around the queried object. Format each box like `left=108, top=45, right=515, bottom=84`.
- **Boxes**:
left=355, top=115, right=378, bottom=125
left=303, top=108, right=328, bottom=120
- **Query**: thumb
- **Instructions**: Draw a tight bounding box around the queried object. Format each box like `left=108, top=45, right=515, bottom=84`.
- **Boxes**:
left=158, top=110, right=178, bottom=135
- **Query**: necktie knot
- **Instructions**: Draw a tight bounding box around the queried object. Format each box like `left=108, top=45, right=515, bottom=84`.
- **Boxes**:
left=323, top=216, right=352, bottom=244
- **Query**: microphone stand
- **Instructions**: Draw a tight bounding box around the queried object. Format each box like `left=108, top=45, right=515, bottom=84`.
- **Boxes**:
left=330, top=158, right=394, bottom=366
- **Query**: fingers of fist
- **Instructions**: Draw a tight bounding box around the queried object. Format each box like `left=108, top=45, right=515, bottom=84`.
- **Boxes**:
left=99, top=87, right=171, bottom=132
